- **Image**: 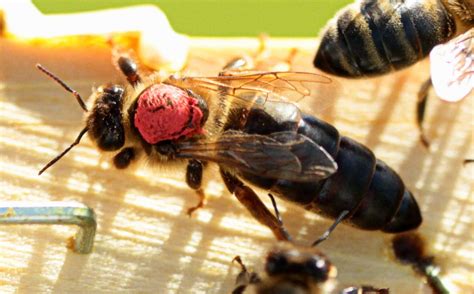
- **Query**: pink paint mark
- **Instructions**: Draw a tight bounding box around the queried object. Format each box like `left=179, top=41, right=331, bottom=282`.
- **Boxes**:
left=134, top=84, right=204, bottom=144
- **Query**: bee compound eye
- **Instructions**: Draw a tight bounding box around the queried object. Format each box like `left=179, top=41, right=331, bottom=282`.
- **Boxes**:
left=103, top=85, right=124, bottom=96
left=305, top=256, right=330, bottom=282
left=265, top=253, right=288, bottom=276
left=88, top=110, right=125, bottom=151
left=88, top=85, right=126, bottom=151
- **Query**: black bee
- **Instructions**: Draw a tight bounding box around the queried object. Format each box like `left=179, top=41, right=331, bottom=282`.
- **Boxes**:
left=36, top=49, right=422, bottom=243
left=232, top=242, right=389, bottom=294
left=314, top=0, right=473, bottom=146
left=392, top=233, right=450, bottom=294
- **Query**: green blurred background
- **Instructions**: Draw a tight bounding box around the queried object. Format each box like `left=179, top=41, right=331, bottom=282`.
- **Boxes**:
left=32, top=0, right=352, bottom=37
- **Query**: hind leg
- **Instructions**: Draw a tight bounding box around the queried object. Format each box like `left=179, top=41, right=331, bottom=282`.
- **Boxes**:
left=416, top=77, right=432, bottom=148
left=220, top=168, right=291, bottom=241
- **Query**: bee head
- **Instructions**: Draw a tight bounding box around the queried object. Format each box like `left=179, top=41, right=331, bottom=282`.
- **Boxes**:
left=86, top=84, right=125, bottom=151
left=265, top=243, right=336, bottom=284
left=36, top=64, right=126, bottom=175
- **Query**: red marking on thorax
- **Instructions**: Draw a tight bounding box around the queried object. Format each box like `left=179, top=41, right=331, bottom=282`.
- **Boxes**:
left=134, top=84, right=204, bottom=144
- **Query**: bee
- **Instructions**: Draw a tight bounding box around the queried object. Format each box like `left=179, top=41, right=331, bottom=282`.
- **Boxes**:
left=392, top=233, right=450, bottom=294
left=36, top=49, right=422, bottom=243
left=231, top=242, right=389, bottom=294
left=313, top=0, right=473, bottom=147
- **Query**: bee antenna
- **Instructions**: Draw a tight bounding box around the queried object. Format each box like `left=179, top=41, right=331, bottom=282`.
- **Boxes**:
left=36, top=64, right=88, bottom=112
left=38, top=127, right=89, bottom=175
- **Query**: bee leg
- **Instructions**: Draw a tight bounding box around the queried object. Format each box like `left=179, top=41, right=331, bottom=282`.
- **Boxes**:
left=220, top=168, right=292, bottom=241
left=220, top=35, right=298, bottom=75
left=220, top=56, right=254, bottom=74
left=277, top=47, right=299, bottom=71
left=186, top=189, right=205, bottom=217
left=113, top=147, right=136, bottom=169
left=392, top=233, right=449, bottom=294
left=268, top=193, right=285, bottom=228
left=416, top=78, right=432, bottom=148
left=186, top=159, right=207, bottom=216
left=116, top=55, right=142, bottom=86
left=311, top=210, right=350, bottom=246
left=250, top=33, right=299, bottom=71
left=219, top=34, right=268, bottom=75
left=110, top=44, right=142, bottom=86
left=463, top=159, right=473, bottom=165
left=232, top=256, right=261, bottom=294
left=254, top=33, right=270, bottom=60
left=252, top=33, right=299, bottom=72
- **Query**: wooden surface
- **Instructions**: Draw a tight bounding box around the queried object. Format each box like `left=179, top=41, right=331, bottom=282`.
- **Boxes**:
left=0, top=38, right=472, bottom=293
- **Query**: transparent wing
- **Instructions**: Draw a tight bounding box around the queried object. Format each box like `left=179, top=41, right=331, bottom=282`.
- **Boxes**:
left=175, top=130, right=337, bottom=182
left=430, top=28, right=473, bottom=102
left=167, top=71, right=333, bottom=107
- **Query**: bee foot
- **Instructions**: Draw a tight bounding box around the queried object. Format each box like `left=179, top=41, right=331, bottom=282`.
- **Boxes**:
left=419, top=133, right=431, bottom=149
left=186, top=203, right=203, bottom=217
left=186, top=189, right=206, bottom=217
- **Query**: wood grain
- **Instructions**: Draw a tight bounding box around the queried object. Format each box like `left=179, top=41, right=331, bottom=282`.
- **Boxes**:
left=0, top=38, right=472, bottom=293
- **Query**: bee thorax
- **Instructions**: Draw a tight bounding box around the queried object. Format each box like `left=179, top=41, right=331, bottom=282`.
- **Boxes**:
left=134, top=84, right=205, bottom=144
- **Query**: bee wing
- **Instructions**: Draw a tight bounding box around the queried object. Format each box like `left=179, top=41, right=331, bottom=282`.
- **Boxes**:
left=430, top=29, right=473, bottom=102
left=176, top=130, right=337, bottom=182
left=167, top=71, right=333, bottom=106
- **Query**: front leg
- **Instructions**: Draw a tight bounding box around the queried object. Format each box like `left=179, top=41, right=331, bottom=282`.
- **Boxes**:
left=232, top=256, right=261, bottom=294
left=110, top=44, right=142, bottom=86
left=220, top=168, right=291, bottom=241
left=185, top=159, right=207, bottom=216
left=155, top=142, right=207, bottom=216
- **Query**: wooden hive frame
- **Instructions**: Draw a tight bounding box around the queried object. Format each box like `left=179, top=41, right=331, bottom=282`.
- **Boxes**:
left=0, top=37, right=472, bottom=293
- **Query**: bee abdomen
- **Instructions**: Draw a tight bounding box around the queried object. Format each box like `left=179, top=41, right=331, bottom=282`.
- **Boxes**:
left=349, top=160, right=422, bottom=231
left=268, top=114, right=341, bottom=204
left=308, top=136, right=377, bottom=219
left=237, top=109, right=422, bottom=232
left=298, top=116, right=421, bottom=232
left=314, top=0, right=456, bottom=77
left=382, top=190, right=422, bottom=232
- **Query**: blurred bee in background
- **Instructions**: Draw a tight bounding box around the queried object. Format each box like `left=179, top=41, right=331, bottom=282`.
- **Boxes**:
left=231, top=242, right=389, bottom=294
left=231, top=243, right=339, bottom=294
left=313, top=0, right=473, bottom=147
left=230, top=196, right=389, bottom=293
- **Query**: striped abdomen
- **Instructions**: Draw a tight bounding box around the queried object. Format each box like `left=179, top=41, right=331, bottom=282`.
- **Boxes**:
left=238, top=108, right=422, bottom=233
left=313, top=0, right=456, bottom=77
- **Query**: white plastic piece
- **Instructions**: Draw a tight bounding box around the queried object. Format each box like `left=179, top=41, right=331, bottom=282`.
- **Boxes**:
left=0, top=0, right=189, bottom=71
